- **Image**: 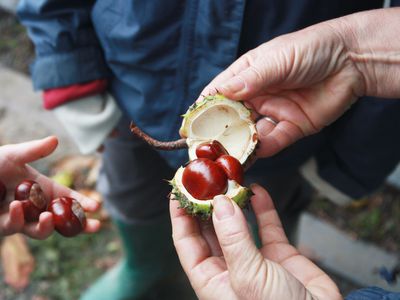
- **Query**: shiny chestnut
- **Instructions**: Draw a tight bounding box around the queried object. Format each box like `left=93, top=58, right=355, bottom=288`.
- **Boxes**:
left=0, top=180, right=6, bottom=205
left=216, top=155, right=244, bottom=185
left=182, top=158, right=228, bottom=200
left=48, top=197, right=87, bottom=237
left=15, top=180, right=47, bottom=222
left=195, top=140, right=228, bottom=161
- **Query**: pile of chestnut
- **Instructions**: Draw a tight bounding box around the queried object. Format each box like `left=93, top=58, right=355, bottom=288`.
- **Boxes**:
left=182, top=140, right=244, bottom=200
left=0, top=179, right=86, bottom=237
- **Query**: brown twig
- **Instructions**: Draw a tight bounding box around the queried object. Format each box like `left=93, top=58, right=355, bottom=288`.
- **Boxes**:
left=130, top=121, right=188, bottom=150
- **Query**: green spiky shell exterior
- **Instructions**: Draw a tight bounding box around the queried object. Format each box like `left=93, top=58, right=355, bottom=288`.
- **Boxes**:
left=181, top=95, right=225, bottom=118
left=170, top=178, right=252, bottom=220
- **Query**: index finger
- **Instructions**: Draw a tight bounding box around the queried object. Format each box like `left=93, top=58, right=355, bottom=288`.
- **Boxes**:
left=250, top=184, right=298, bottom=263
left=8, top=136, right=59, bottom=165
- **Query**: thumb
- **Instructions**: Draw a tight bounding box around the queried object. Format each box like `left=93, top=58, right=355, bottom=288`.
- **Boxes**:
left=216, top=43, right=290, bottom=100
left=11, top=136, right=58, bottom=164
left=218, top=66, right=266, bottom=100
left=212, top=195, right=266, bottom=294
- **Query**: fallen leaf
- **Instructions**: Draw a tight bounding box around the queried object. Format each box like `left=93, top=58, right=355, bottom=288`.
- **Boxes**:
left=51, top=155, right=97, bottom=175
left=50, top=155, right=99, bottom=189
left=85, top=159, right=101, bottom=187
left=51, top=171, right=74, bottom=188
left=32, top=296, right=49, bottom=300
left=1, top=234, right=35, bottom=290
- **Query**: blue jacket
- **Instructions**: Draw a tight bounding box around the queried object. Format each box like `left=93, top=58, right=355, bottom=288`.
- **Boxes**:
left=346, top=287, right=400, bottom=300
left=17, top=0, right=400, bottom=199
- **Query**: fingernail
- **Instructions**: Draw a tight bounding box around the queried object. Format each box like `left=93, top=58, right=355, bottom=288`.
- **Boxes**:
left=213, top=195, right=234, bottom=220
left=221, top=76, right=245, bottom=93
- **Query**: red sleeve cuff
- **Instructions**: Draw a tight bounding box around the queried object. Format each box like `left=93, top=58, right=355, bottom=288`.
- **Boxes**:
left=43, top=79, right=108, bottom=109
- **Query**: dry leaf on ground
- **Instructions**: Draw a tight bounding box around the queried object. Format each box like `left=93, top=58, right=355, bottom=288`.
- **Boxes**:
left=1, top=234, right=35, bottom=290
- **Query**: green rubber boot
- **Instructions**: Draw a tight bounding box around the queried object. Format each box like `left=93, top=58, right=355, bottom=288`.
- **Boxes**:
left=80, top=214, right=195, bottom=300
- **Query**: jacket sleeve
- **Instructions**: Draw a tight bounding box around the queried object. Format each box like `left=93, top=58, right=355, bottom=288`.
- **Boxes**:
left=345, top=286, right=400, bottom=300
left=17, top=0, right=110, bottom=90
left=52, top=93, right=122, bottom=154
left=391, top=0, right=400, bottom=7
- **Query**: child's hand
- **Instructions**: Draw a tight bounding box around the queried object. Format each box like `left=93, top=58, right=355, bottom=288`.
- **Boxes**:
left=0, top=136, right=101, bottom=239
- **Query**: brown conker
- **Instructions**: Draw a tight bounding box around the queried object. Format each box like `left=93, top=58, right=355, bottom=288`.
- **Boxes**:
left=182, top=158, right=228, bottom=200
left=47, top=197, right=87, bottom=237
left=215, top=155, right=244, bottom=185
left=15, top=179, right=47, bottom=222
left=195, top=140, right=228, bottom=161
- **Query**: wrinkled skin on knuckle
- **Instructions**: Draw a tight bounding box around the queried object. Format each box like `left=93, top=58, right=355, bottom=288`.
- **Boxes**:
left=231, top=258, right=268, bottom=300
left=266, top=27, right=348, bottom=89
left=262, top=260, right=308, bottom=300
left=255, top=39, right=296, bottom=87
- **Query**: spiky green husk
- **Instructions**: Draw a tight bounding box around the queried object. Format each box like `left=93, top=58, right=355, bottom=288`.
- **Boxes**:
left=170, top=178, right=252, bottom=220
left=182, top=94, right=229, bottom=117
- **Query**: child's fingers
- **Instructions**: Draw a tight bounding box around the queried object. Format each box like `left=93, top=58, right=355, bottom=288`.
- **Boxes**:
left=0, top=201, right=24, bottom=236
left=83, top=219, right=101, bottom=233
left=22, top=212, right=54, bottom=240
left=12, top=136, right=58, bottom=164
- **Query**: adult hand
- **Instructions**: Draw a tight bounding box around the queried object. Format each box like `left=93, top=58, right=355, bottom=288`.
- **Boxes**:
left=199, top=20, right=363, bottom=157
left=200, top=8, right=400, bottom=157
left=170, top=184, right=342, bottom=300
left=0, top=136, right=101, bottom=239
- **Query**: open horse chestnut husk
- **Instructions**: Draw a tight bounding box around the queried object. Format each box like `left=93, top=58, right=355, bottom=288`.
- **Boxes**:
left=0, top=180, right=6, bottom=205
left=15, top=180, right=47, bottom=222
left=47, top=197, right=87, bottom=237
left=130, top=94, right=258, bottom=219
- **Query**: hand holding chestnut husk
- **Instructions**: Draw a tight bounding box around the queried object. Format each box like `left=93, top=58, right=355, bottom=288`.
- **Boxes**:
left=0, top=137, right=100, bottom=239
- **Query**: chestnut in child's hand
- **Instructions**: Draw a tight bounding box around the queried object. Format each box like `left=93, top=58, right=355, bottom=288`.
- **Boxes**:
left=48, top=197, right=87, bottom=237
left=0, top=180, right=6, bottom=205
left=15, top=180, right=47, bottom=222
